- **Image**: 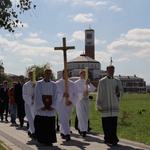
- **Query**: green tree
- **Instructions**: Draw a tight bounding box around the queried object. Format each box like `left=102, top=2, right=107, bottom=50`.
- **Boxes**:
left=0, top=73, right=10, bottom=84
left=25, top=62, right=55, bottom=81
left=0, top=0, right=36, bottom=32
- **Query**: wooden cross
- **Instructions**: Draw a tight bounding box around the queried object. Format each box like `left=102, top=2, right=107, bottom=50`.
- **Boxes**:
left=54, top=37, right=75, bottom=105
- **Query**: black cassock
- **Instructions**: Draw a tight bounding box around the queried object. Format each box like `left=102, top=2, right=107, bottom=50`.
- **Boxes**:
left=34, top=115, right=57, bottom=144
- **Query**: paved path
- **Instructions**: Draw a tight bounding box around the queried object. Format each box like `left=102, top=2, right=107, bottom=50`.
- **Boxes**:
left=0, top=119, right=150, bottom=150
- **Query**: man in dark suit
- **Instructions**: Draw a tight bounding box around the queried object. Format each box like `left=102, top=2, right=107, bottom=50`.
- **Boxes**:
left=14, top=75, right=25, bottom=127
left=0, top=81, right=9, bottom=122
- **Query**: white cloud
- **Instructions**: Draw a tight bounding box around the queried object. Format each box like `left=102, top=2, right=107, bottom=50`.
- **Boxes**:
left=84, top=1, right=109, bottom=6
left=0, top=36, right=55, bottom=57
left=107, top=28, right=150, bottom=58
left=68, top=50, right=83, bottom=60
left=24, top=38, right=48, bottom=44
left=68, top=38, right=75, bottom=43
left=11, top=0, right=19, bottom=3
left=4, top=62, right=12, bottom=66
left=29, top=33, right=39, bottom=38
left=51, top=0, right=109, bottom=7
left=14, top=33, right=23, bottom=38
left=21, top=57, right=33, bottom=63
left=109, top=5, right=123, bottom=12
left=0, top=36, right=18, bottom=51
left=51, top=0, right=68, bottom=3
left=57, top=33, right=65, bottom=38
left=72, top=31, right=84, bottom=41
left=73, top=13, right=94, bottom=23
left=115, top=57, right=130, bottom=62
left=17, top=22, right=29, bottom=28
left=124, top=28, right=150, bottom=41
left=95, top=51, right=111, bottom=63
left=95, top=38, right=106, bottom=45
left=16, top=46, right=50, bottom=56
left=72, top=0, right=109, bottom=7
left=5, top=34, right=11, bottom=37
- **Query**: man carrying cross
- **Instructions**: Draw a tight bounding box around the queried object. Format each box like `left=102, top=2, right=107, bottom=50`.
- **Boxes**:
left=55, top=70, right=78, bottom=141
left=54, top=37, right=78, bottom=141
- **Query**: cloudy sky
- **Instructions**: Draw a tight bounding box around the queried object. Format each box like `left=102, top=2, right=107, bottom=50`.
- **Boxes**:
left=0, top=0, right=150, bottom=84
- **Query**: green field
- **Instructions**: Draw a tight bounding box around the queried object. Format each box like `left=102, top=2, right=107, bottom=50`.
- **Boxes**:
left=0, top=141, right=10, bottom=150
left=72, top=94, right=150, bottom=145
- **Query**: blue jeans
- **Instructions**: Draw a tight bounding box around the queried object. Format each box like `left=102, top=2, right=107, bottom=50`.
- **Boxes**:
left=9, top=103, right=17, bottom=123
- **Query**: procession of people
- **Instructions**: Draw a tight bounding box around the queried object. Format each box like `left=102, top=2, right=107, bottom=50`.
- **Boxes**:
left=0, top=64, right=123, bottom=147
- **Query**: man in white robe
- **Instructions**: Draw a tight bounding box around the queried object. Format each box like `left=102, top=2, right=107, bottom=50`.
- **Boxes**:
left=34, top=68, right=57, bottom=146
left=75, top=70, right=96, bottom=137
left=56, top=70, right=78, bottom=141
left=96, top=65, right=123, bottom=145
left=23, top=71, right=36, bottom=139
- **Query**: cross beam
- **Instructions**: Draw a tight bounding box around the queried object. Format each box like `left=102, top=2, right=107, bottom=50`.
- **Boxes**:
left=54, top=37, right=75, bottom=105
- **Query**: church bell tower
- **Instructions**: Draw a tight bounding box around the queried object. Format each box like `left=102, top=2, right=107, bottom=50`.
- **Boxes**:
left=85, top=26, right=95, bottom=59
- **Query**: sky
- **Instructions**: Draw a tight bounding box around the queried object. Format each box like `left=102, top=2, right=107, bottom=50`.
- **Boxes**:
left=0, top=0, right=150, bottom=84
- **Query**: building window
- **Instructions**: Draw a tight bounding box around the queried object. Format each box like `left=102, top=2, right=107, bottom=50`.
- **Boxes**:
left=87, top=34, right=92, bottom=39
left=78, top=64, right=80, bottom=68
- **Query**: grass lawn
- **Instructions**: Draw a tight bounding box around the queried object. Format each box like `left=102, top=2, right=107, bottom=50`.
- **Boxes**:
left=71, top=94, right=150, bottom=145
left=0, top=141, right=10, bottom=150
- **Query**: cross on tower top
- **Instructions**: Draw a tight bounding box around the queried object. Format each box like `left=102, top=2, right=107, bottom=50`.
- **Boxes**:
left=110, top=57, right=113, bottom=65
left=0, top=59, right=3, bottom=66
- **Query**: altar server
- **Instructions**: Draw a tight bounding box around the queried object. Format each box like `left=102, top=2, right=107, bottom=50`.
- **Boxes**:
left=23, top=70, right=36, bottom=139
left=34, top=68, right=57, bottom=146
left=75, top=69, right=96, bottom=137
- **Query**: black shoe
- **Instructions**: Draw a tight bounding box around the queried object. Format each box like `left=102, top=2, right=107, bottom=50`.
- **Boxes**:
left=44, top=143, right=53, bottom=146
left=60, top=133, right=65, bottom=139
left=75, top=126, right=78, bottom=130
left=112, top=139, right=119, bottom=145
left=28, top=131, right=31, bottom=137
left=5, top=119, right=9, bottom=122
left=104, top=140, right=112, bottom=145
left=27, top=122, right=29, bottom=129
left=88, top=127, right=92, bottom=132
left=12, top=121, right=16, bottom=124
left=81, top=131, right=87, bottom=137
left=20, top=123, right=23, bottom=127
left=10, top=123, right=16, bottom=126
left=78, top=129, right=81, bottom=135
left=104, top=139, right=119, bottom=146
left=65, top=134, right=71, bottom=141
left=56, top=125, right=60, bottom=131
left=30, top=133, right=37, bottom=139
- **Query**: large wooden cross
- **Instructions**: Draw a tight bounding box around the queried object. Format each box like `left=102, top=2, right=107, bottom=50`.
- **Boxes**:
left=54, top=37, right=75, bottom=105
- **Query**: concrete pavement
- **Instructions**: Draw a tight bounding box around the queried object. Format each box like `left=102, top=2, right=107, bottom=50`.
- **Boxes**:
left=0, top=119, right=150, bottom=150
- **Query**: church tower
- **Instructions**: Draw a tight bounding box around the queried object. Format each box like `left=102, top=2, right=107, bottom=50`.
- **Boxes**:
left=85, top=26, right=95, bottom=59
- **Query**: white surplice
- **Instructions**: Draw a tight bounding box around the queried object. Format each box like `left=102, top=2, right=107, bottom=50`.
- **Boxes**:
left=34, top=79, right=57, bottom=117
left=75, top=78, right=96, bottom=132
left=56, top=78, right=78, bottom=135
left=96, top=76, right=123, bottom=117
left=23, top=80, right=35, bottom=134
